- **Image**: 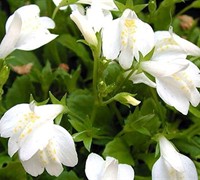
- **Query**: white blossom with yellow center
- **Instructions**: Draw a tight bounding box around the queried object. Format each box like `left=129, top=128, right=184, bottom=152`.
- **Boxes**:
left=20, top=124, right=78, bottom=177
left=152, top=136, right=198, bottom=180
left=102, top=9, right=155, bottom=69
left=0, top=103, right=63, bottom=158
left=0, top=103, right=78, bottom=177
left=0, top=4, right=57, bottom=59
left=85, top=153, right=134, bottom=180
left=130, top=30, right=200, bottom=114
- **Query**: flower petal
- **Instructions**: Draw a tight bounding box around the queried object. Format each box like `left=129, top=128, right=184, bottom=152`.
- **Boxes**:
left=52, top=125, right=78, bottom=167
left=159, top=136, right=184, bottom=172
left=141, top=59, right=189, bottom=77
left=156, top=77, right=190, bottom=115
left=0, top=104, right=30, bottom=137
left=87, top=5, right=112, bottom=33
left=102, top=157, right=118, bottom=180
left=152, top=157, right=172, bottom=180
left=154, top=31, right=200, bottom=57
left=102, top=18, right=120, bottom=60
left=46, top=161, right=63, bottom=177
left=6, top=4, right=57, bottom=51
left=8, top=134, right=20, bottom=157
left=34, top=104, right=64, bottom=121
left=118, top=164, right=134, bottom=180
left=77, top=0, right=118, bottom=10
left=153, top=138, right=198, bottom=180
left=85, top=153, right=105, bottom=180
left=18, top=122, right=53, bottom=161
left=39, top=17, right=56, bottom=29
left=134, top=20, right=155, bottom=59
left=118, top=46, right=134, bottom=69
left=173, top=33, right=200, bottom=56
left=129, top=72, right=156, bottom=88
left=70, top=10, right=98, bottom=46
left=0, top=12, right=21, bottom=59
left=179, top=154, right=198, bottom=179
left=15, top=31, right=58, bottom=51
left=21, top=152, right=44, bottom=177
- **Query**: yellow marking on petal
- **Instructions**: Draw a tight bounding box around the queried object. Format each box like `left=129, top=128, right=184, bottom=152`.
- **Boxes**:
left=39, top=150, right=48, bottom=165
left=46, top=140, right=58, bottom=162
left=124, top=19, right=135, bottom=28
left=21, top=15, right=42, bottom=33
left=121, top=18, right=136, bottom=48
left=17, top=112, right=40, bottom=139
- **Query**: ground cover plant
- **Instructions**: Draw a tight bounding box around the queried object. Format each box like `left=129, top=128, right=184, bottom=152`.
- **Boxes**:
left=0, top=0, right=200, bottom=179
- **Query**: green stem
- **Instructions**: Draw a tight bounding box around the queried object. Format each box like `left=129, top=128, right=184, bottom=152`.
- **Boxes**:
left=92, top=47, right=99, bottom=102
left=176, top=5, right=192, bottom=17
left=91, top=35, right=102, bottom=124
left=182, top=124, right=200, bottom=137
left=110, top=102, right=124, bottom=126
left=113, top=68, right=136, bottom=95
left=66, top=107, right=86, bottom=122
left=150, top=88, right=166, bottom=127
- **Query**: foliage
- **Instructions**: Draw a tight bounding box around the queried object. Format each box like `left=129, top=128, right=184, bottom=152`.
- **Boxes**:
left=0, top=0, right=200, bottom=179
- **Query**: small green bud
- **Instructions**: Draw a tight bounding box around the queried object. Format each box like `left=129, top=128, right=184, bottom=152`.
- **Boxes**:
left=148, top=0, right=157, bottom=13
left=113, top=92, right=140, bottom=107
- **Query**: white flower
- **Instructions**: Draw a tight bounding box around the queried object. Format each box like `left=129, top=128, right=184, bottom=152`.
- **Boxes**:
left=102, top=9, right=155, bottom=69
left=153, top=30, right=200, bottom=60
left=129, top=29, right=200, bottom=114
left=0, top=103, right=78, bottom=177
left=152, top=136, right=198, bottom=180
left=70, top=4, right=112, bottom=46
left=20, top=124, right=78, bottom=177
left=0, top=103, right=63, bottom=158
left=85, top=153, right=134, bottom=180
left=77, top=0, right=118, bottom=11
left=0, top=5, right=57, bottom=59
left=141, top=58, right=200, bottom=115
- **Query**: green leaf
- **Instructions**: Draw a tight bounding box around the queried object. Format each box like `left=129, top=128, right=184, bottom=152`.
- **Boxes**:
left=67, top=89, right=94, bottom=120
left=125, top=0, right=134, bottom=8
left=0, top=64, right=10, bottom=100
left=29, top=94, right=49, bottom=106
left=191, top=1, right=200, bottom=8
left=83, top=136, right=93, bottom=152
left=142, top=47, right=155, bottom=61
left=174, top=138, right=200, bottom=158
left=57, top=34, right=93, bottom=78
left=55, top=66, right=81, bottom=93
left=5, top=76, right=33, bottom=109
left=49, top=91, right=66, bottom=105
left=0, top=155, right=11, bottom=168
left=0, top=161, right=26, bottom=179
left=132, top=4, right=148, bottom=13
left=56, top=170, right=80, bottom=180
left=103, top=137, right=134, bottom=165
left=6, top=50, right=41, bottom=69
left=73, top=129, right=97, bottom=151
left=69, top=119, right=86, bottom=132
left=189, top=106, right=200, bottom=118
left=103, top=62, right=122, bottom=85
left=150, top=0, right=180, bottom=30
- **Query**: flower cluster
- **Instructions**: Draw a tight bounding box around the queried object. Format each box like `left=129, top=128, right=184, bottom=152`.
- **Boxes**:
left=69, top=0, right=200, bottom=115
left=0, top=102, right=78, bottom=176
left=0, top=0, right=200, bottom=179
